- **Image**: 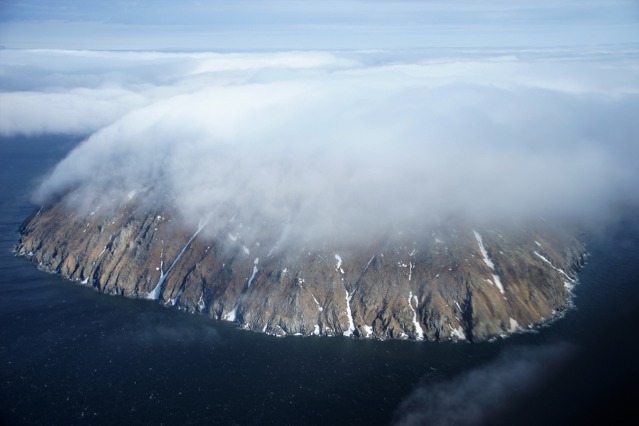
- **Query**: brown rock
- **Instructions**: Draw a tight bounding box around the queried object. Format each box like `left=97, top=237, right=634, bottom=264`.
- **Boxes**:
left=16, top=194, right=586, bottom=342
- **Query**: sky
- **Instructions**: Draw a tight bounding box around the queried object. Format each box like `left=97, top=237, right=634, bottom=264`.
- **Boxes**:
left=0, top=0, right=637, bottom=50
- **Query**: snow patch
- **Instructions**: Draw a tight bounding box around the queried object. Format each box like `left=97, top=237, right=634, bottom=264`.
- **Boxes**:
left=224, top=306, right=238, bottom=322
left=363, top=325, right=373, bottom=338
left=334, top=254, right=344, bottom=274
left=509, top=317, right=519, bottom=331
left=449, top=325, right=466, bottom=340
left=242, top=245, right=249, bottom=255
left=313, top=324, right=320, bottom=335
left=197, top=292, right=205, bottom=311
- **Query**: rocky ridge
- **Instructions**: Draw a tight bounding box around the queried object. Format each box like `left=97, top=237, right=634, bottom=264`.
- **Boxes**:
left=16, top=195, right=586, bottom=342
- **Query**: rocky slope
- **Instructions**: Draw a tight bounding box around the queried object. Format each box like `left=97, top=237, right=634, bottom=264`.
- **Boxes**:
left=16, top=194, right=586, bottom=342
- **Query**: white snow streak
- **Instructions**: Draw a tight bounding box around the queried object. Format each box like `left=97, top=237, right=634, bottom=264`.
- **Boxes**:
left=361, top=255, right=375, bottom=276
left=147, top=217, right=208, bottom=300
left=247, top=258, right=259, bottom=287
left=310, top=292, right=323, bottom=311
left=299, top=281, right=324, bottom=312
left=534, top=251, right=575, bottom=283
left=492, top=274, right=505, bottom=295
left=474, top=230, right=505, bottom=295
left=407, top=291, right=424, bottom=340
left=473, top=230, right=494, bottom=270
left=247, top=260, right=259, bottom=287
left=343, top=290, right=355, bottom=337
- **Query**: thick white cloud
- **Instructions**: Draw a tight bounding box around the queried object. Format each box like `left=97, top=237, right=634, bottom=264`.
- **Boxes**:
left=3, top=48, right=637, bottom=244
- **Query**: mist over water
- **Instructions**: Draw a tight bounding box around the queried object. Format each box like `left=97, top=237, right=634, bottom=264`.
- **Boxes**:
left=2, top=48, right=637, bottom=245
left=393, top=343, right=575, bottom=426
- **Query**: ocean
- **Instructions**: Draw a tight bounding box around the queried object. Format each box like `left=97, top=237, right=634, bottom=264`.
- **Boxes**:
left=1, top=135, right=637, bottom=425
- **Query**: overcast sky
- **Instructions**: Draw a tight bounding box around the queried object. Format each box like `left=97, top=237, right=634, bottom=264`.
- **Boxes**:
left=0, top=0, right=637, bottom=50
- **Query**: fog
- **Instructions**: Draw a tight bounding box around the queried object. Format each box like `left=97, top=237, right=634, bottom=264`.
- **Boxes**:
left=2, top=48, right=637, bottom=244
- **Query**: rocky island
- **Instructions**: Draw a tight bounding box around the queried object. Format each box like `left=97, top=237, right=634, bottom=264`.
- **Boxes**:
left=16, top=192, right=585, bottom=342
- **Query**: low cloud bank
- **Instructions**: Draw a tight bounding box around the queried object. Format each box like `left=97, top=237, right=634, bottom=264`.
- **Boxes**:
left=2, top=48, right=637, bottom=244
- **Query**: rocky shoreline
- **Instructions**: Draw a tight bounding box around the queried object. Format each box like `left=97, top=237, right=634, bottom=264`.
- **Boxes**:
left=15, top=196, right=586, bottom=342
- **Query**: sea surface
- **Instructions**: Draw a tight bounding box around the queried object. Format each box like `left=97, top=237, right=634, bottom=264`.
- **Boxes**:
left=1, top=136, right=637, bottom=425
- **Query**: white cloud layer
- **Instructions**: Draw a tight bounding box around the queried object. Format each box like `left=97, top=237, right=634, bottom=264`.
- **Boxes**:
left=2, top=47, right=638, bottom=243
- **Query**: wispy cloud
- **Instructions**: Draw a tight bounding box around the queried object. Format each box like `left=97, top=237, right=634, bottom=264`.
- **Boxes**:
left=393, top=343, right=575, bottom=426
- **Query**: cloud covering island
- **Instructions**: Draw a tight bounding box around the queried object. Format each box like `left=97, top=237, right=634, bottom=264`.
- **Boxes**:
left=2, top=48, right=637, bottom=244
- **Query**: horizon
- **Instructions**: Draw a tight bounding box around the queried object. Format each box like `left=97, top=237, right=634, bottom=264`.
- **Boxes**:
left=1, top=0, right=637, bottom=50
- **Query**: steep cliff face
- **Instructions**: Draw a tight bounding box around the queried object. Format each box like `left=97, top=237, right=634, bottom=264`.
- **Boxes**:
left=16, top=194, right=585, bottom=342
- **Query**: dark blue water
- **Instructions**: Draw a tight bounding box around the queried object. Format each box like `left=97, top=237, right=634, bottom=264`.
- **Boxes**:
left=1, top=136, right=637, bottom=425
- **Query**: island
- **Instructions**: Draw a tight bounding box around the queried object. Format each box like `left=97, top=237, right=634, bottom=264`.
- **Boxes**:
left=16, top=191, right=586, bottom=342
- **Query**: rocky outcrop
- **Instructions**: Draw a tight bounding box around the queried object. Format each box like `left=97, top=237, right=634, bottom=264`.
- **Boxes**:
left=16, top=195, right=586, bottom=342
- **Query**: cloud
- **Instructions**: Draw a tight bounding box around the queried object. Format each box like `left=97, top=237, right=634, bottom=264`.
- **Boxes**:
left=3, top=48, right=638, bottom=245
left=392, top=342, right=575, bottom=426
